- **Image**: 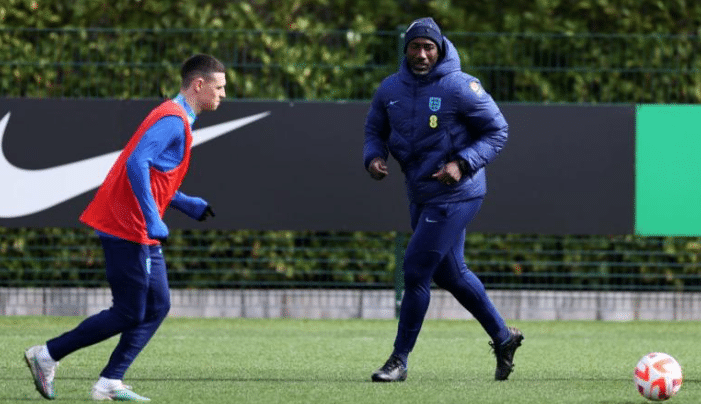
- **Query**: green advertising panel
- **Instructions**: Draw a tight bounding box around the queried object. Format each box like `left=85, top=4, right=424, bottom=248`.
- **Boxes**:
left=636, top=104, right=701, bottom=235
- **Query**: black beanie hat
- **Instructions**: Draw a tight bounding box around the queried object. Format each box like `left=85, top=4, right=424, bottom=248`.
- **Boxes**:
left=403, top=17, right=443, bottom=54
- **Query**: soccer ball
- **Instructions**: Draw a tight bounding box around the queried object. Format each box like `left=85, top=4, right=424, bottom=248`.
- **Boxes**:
left=634, top=352, right=683, bottom=401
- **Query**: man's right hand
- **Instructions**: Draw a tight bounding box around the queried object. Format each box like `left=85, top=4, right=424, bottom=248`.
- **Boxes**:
left=368, top=157, right=389, bottom=180
left=148, top=219, right=169, bottom=244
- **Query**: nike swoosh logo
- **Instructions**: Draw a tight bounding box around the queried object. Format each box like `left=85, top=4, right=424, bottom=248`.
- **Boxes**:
left=425, top=218, right=438, bottom=223
left=0, top=110, right=270, bottom=218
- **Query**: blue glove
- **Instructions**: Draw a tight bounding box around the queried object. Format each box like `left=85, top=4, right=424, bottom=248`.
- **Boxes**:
left=198, top=205, right=215, bottom=221
left=170, top=192, right=212, bottom=221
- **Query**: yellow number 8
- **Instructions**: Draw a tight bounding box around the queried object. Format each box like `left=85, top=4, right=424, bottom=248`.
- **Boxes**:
left=429, top=114, right=438, bottom=128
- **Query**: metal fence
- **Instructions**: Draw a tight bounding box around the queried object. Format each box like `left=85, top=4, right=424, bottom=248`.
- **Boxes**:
left=2, top=28, right=701, bottom=317
left=3, top=229, right=701, bottom=319
left=2, top=28, right=701, bottom=102
left=2, top=229, right=700, bottom=292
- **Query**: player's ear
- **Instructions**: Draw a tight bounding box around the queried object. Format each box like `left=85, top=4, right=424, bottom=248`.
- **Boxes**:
left=193, top=77, right=204, bottom=92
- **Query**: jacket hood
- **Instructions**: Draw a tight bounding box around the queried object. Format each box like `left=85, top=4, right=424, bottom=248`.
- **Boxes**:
left=400, top=37, right=461, bottom=83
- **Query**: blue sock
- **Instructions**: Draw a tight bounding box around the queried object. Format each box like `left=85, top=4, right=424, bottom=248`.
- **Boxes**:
left=495, top=327, right=512, bottom=346
left=391, top=350, right=408, bottom=367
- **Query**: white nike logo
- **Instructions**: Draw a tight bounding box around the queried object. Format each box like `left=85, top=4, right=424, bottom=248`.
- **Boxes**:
left=388, top=100, right=399, bottom=106
left=0, top=110, right=270, bottom=218
left=425, top=218, right=438, bottom=223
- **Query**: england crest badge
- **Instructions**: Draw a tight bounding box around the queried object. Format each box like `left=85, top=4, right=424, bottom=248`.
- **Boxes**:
left=429, top=97, right=441, bottom=112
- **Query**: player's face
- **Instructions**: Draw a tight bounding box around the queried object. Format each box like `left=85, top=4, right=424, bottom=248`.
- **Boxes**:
left=197, top=72, right=226, bottom=112
left=406, top=38, right=439, bottom=75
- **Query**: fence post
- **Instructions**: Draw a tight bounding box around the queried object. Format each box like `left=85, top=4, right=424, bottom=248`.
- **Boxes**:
left=393, top=232, right=406, bottom=318
left=396, top=25, right=405, bottom=68
left=391, top=26, right=406, bottom=320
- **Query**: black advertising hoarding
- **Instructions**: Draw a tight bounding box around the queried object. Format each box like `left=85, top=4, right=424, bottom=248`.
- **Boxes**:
left=475, top=104, right=635, bottom=234
left=0, top=99, right=634, bottom=234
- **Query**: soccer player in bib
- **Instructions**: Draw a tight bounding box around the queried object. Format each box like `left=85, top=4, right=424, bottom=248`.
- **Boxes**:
left=24, top=54, right=225, bottom=401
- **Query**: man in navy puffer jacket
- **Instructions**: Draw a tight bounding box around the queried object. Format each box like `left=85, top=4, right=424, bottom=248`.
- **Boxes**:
left=364, top=17, right=523, bottom=383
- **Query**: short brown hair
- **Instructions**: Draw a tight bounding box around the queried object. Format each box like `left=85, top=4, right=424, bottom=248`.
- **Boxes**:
left=180, top=54, right=225, bottom=89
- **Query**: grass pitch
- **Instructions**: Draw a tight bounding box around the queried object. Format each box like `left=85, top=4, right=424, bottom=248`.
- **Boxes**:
left=3, top=316, right=699, bottom=403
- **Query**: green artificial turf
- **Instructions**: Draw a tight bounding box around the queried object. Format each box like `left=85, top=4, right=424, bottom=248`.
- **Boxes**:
left=3, top=316, right=698, bottom=403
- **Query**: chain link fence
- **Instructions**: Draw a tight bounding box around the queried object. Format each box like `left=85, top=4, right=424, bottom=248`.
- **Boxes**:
left=2, top=28, right=700, bottom=102
left=2, top=229, right=700, bottom=292
left=2, top=230, right=701, bottom=319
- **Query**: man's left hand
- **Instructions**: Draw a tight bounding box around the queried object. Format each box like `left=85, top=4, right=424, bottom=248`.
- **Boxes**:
left=198, top=205, right=216, bottom=221
left=432, top=161, right=462, bottom=185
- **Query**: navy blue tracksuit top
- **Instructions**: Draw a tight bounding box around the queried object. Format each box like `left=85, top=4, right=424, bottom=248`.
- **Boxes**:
left=363, top=37, right=509, bottom=205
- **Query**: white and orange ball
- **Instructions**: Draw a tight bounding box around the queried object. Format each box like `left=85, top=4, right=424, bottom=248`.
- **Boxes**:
left=634, top=352, right=683, bottom=401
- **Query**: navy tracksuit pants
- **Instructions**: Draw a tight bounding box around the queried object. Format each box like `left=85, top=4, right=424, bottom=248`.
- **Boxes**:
left=46, top=236, right=170, bottom=380
left=393, top=198, right=509, bottom=358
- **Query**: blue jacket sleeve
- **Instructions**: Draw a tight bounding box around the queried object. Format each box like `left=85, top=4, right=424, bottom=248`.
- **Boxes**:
left=126, top=115, right=185, bottom=235
left=170, top=191, right=208, bottom=220
left=454, top=79, right=508, bottom=173
left=363, top=89, right=391, bottom=169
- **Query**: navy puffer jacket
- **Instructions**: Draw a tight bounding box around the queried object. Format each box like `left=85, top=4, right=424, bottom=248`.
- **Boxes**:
left=363, top=37, right=508, bottom=204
